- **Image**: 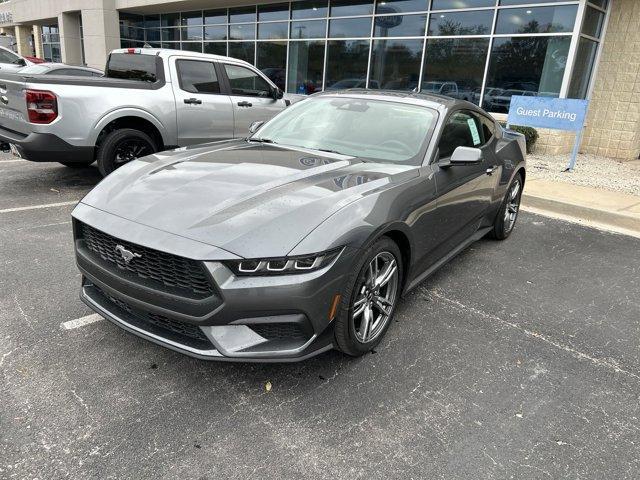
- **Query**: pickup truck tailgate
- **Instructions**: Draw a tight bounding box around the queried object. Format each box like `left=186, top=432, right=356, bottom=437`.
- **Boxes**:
left=0, top=74, right=30, bottom=136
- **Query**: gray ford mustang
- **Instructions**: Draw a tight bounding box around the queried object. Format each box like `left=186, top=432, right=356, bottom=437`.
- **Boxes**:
left=72, top=90, right=526, bottom=362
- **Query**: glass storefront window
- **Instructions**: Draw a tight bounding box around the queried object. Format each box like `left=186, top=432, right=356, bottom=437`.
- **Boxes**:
left=568, top=37, right=598, bottom=99
left=161, top=13, right=180, bottom=27
left=369, top=38, right=423, bottom=90
left=181, top=26, right=203, bottom=41
left=288, top=40, right=325, bottom=94
left=375, top=0, right=428, bottom=14
left=117, top=0, right=595, bottom=105
left=422, top=38, right=490, bottom=104
left=329, top=17, right=372, bottom=37
left=204, top=9, right=227, bottom=25
left=330, top=0, right=374, bottom=17
left=181, top=42, right=203, bottom=53
left=229, top=42, right=256, bottom=63
left=146, top=29, right=161, bottom=42
left=258, top=3, right=290, bottom=21
left=483, top=36, right=571, bottom=112
left=374, top=14, right=427, bottom=37
left=291, top=20, right=327, bottom=39
left=161, top=28, right=181, bottom=41
left=144, top=15, right=161, bottom=28
left=230, top=23, right=256, bottom=40
left=432, top=0, right=494, bottom=9
left=587, top=0, right=608, bottom=8
left=325, top=40, right=370, bottom=89
left=204, top=25, right=228, bottom=41
left=582, top=6, right=604, bottom=38
left=428, top=10, right=494, bottom=36
left=500, top=0, right=570, bottom=5
left=181, top=11, right=203, bottom=26
left=229, top=6, right=257, bottom=23
left=292, top=1, right=328, bottom=19
left=258, top=22, right=289, bottom=40
left=257, top=41, right=287, bottom=90
left=204, top=42, right=227, bottom=55
left=495, top=6, right=577, bottom=34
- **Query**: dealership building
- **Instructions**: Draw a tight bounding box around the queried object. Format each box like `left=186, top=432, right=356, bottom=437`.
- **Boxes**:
left=0, top=0, right=637, bottom=160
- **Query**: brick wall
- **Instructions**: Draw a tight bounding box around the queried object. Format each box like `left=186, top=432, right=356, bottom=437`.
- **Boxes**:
left=582, top=0, right=640, bottom=160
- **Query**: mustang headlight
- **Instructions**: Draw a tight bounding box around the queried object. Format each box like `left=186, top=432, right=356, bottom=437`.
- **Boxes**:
left=226, top=248, right=343, bottom=276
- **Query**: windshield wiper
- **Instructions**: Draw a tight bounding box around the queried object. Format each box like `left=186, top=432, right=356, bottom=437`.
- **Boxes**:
left=317, top=148, right=345, bottom=155
left=248, top=137, right=276, bottom=144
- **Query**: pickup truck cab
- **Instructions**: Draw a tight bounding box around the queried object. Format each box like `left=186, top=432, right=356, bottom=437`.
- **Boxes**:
left=0, top=48, right=296, bottom=175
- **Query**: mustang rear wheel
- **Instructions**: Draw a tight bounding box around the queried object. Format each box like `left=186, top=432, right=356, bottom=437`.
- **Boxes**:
left=334, top=237, right=403, bottom=356
left=489, top=172, right=523, bottom=240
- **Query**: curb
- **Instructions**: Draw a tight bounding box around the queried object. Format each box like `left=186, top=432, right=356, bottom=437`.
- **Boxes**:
left=522, top=193, right=640, bottom=239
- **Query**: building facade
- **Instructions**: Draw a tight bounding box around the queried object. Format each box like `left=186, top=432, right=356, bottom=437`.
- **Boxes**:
left=0, top=0, right=637, bottom=160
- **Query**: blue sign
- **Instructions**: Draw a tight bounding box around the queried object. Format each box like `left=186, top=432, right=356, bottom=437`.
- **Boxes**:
left=507, top=96, right=589, bottom=132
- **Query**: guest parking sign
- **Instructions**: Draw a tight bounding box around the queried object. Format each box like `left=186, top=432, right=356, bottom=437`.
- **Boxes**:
left=507, top=96, right=589, bottom=170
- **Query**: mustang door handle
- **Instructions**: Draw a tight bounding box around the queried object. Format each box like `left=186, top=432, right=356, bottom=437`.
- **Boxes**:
left=486, top=166, right=498, bottom=175
left=184, top=98, right=202, bottom=105
left=237, top=101, right=253, bottom=107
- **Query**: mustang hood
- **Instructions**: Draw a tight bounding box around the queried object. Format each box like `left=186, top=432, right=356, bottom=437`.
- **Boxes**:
left=80, top=140, right=417, bottom=258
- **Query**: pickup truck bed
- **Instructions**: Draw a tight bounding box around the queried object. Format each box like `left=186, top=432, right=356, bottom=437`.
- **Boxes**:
left=0, top=73, right=162, bottom=163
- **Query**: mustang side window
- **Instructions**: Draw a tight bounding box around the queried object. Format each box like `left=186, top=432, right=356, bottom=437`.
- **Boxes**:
left=438, top=111, right=485, bottom=160
left=224, top=64, right=272, bottom=97
left=478, top=114, right=496, bottom=143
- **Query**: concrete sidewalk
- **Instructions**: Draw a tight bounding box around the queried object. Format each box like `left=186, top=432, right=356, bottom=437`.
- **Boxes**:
left=522, top=178, right=640, bottom=238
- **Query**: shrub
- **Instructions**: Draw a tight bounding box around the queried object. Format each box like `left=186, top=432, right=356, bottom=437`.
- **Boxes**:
left=500, top=123, right=539, bottom=154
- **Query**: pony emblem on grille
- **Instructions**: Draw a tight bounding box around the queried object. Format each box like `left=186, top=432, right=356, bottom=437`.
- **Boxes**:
left=114, top=244, right=142, bottom=264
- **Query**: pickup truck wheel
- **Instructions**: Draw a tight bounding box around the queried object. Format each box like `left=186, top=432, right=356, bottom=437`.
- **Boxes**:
left=59, top=162, right=93, bottom=168
left=97, top=129, right=157, bottom=176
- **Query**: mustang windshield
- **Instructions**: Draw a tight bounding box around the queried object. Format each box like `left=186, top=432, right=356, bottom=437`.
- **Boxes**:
left=251, top=97, right=437, bottom=165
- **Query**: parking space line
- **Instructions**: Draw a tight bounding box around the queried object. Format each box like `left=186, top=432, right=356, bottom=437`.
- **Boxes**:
left=0, top=159, right=27, bottom=163
left=61, top=314, right=103, bottom=330
left=0, top=200, right=78, bottom=214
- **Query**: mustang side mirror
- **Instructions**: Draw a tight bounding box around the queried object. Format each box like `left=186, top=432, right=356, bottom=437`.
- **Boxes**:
left=439, top=146, right=483, bottom=168
left=249, top=121, right=264, bottom=134
left=451, top=146, right=482, bottom=164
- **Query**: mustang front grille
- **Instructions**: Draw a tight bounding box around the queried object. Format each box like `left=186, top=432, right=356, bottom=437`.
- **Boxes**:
left=77, top=222, right=214, bottom=299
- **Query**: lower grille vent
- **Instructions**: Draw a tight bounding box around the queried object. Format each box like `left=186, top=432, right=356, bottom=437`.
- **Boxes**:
left=95, top=287, right=212, bottom=350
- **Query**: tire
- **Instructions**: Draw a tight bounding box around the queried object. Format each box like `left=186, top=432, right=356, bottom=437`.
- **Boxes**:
left=488, top=172, right=523, bottom=240
left=96, top=128, right=157, bottom=177
left=334, top=237, right=403, bottom=356
left=58, top=161, right=92, bottom=168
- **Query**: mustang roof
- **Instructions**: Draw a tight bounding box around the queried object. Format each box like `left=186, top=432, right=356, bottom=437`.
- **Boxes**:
left=314, top=88, right=462, bottom=110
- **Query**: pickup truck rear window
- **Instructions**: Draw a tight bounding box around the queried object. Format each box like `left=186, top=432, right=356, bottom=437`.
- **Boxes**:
left=106, top=53, right=158, bottom=82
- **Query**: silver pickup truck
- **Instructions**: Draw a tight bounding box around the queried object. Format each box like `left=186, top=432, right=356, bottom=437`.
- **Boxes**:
left=0, top=48, right=298, bottom=175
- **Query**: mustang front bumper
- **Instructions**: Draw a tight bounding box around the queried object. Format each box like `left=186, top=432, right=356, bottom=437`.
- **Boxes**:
left=76, top=229, right=356, bottom=362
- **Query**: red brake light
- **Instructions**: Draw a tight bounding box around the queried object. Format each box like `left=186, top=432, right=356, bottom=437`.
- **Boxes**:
left=126, top=48, right=137, bottom=54
left=25, top=89, right=58, bottom=124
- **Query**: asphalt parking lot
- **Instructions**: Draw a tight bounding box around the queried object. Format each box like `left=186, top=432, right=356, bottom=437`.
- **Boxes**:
left=1, top=155, right=640, bottom=479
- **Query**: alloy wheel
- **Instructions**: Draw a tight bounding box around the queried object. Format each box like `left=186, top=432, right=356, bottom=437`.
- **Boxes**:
left=504, top=179, right=521, bottom=234
left=114, top=139, right=154, bottom=167
left=352, top=251, right=399, bottom=343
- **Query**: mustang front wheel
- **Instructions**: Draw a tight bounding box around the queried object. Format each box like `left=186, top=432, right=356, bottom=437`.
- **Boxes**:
left=334, top=237, right=403, bottom=356
left=489, top=172, right=523, bottom=240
